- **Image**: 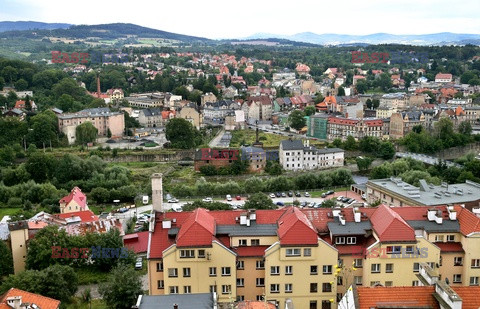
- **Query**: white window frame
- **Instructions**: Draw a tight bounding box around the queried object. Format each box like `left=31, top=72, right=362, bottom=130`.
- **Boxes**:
left=183, top=286, right=191, bottom=294
left=347, top=237, right=356, bottom=244
left=470, top=277, right=479, bottom=286
left=237, top=278, right=244, bottom=287
left=471, top=259, right=480, bottom=268
left=168, top=268, right=178, bottom=278
left=180, top=249, right=195, bottom=258
left=354, top=259, right=363, bottom=268
left=285, top=265, right=293, bottom=275
left=454, top=257, right=463, bottom=266
left=270, top=284, right=280, bottom=293
left=209, top=267, right=217, bottom=277
left=256, top=278, right=265, bottom=287
left=286, top=248, right=301, bottom=256
left=256, top=260, right=265, bottom=269
left=183, top=267, right=191, bottom=277
left=222, top=285, right=231, bottom=294
left=285, top=283, right=292, bottom=293
left=371, top=264, right=380, bottom=273
left=169, top=286, right=178, bottom=294
left=221, top=267, right=231, bottom=276
left=270, top=266, right=280, bottom=275
left=304, top=248, right=312, bottom=256
left=453, top=274, right=462, bottom=283
left=335, top=237, right=345, bottom=244
left=447, top=235, right=455, bottom=242
left=323, top=265, right=333, bottom=274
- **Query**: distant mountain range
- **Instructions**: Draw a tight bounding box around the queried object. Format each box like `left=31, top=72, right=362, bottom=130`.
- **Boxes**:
left=0, top=21, right=72, bottom=32
left=0, top=22, right=210, bottom=43
left=243, top=32, right=480, bottom=46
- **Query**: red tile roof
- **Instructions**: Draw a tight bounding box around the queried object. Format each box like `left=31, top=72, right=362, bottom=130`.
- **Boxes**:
left=455, top=205, right=480, bottom=236
left=433, top=242, right=464, bottom=253
left=452, top=287, right=480, bottom=309
left=59, top=187, right=87, bottom=210
left=435, top=73, right=453, bottom=80
left=14, top=100, right=25, bottom=109
left=176, top=208, right=215, bottom=247
left=28, top=221, right=48, bottom=229
left=357, top=286, right=438, bottom=309
left=235, top=246, right=269, bottom=257
left=123, top=231, right=149, bottom=254
left=370, top=204, right=416, bottom=242
left=0, top=288, right=60, bottom=309
left=57, top=210, right=98, bottom=223
left=277, top=207, right=318, bottom=245
left=237, top=301, right=275, bottom=309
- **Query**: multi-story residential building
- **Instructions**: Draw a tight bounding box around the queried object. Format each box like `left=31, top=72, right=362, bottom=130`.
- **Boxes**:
left=327, top=117, right=383, bottom=141
left=201, top=92, right=217, bottom=106
left=107, top=88, right=124, bottom=102
left=380, top=93, right=408, bottom=110
left=242, top=96, right=273, bottom=122
left=138, top=108, right=164, bottom=128
left=389, top=111, right=425, bottom=140
left=240, top=146, right=266, bottom=172
left=279, top=139, right=344, bottom=171
left=366, top=177, right=480, bottom=210
left=307, top=114, right=329, bottom=140
left=147, top=204, right=480, bottom=308
left=435, top=73, right=453, bottom=83
left=376, top=106, right=397, bottom=119
left=57, top=108, right=125, bottom=144
left=203, top=100, right=240, bottom=123
left=178, top=105, right=202, bottom=129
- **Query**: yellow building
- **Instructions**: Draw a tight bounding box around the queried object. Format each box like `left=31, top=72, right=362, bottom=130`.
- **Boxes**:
left=8, top=221, right=29, bottom=274
left=147, top=205, right=480, bottom=308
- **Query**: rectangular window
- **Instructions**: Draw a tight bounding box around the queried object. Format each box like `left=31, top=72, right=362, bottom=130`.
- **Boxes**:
left=169, top=286, right=178, bottom=294
left=311, top=265, right=318, bottom=275
left=183, top=286, right=191, bottom=294
left=354, top=276, right=363, bottom=285
left=157, top=280, right=164, bottom=289
left=209, top=267, right=216, bottom=277
left=179, top=249, right=195, bottom=258
left=239, top=239, right=247, bottom=246
left=347, top=237, right=356, bottom=244
left=453, top=274, right=462, bottom=283
left=256, top=295, right=263, bottom=301
left=337, top=276, right=343, bottom=286
left=285, top=265, right=293, bottom=275
left=386, top=246, right=401, bottom=254
left=304, top=248, right=312, bottom=256
left=310, top=301, right=317, bottom=309
left=335, top=237, right=345, bottom=244
left=183, top=267, right=191, bottom=277
left=471, top=259, right=480, bottom=268
left=237, top=261, right=244, bottom=270
left=236, top=296, right=245, bottom=302
left=370, top=281, right=380, bottom=286
left=413, top=263, right=420, bottom=272
left=221, top=267, right=231, bottom=276
left=222, top=285, right=231, bottom=294
left=447, top=235, right=455, bottom=242
left=237, top=278, right=244, bottom=287
left=198, top=249, right=206, bottom=258
left=338, top=259, right=343, bottom=267
left=322, top=283, right=332, bottom=292
left=251, top=239, right=260, bottom=246
left=256, top=278, right=265, bottom=287
left=310, top=283, right=318, bottom=293
left=405, top=246, right=414, bottom=254
left=256, top=260, right=265, bottom=269
left=286, top=248, right=301, bottom=256
left=156, top=262, right=163, bottom=272
left=270, top=284, right=280, bottom=293
left=435, top=235, right=444, bottom=242
left=371, top=264, right=380, bottom=273
left=454, top=257, right=463, bottom=266
left=271, top=266, right=280, bottom=275
left=210, top=285, right=217, bottom=293
left=285, top=283, right=292, bottom=293
left=386, top=263, right=393, bottom=273
left=470, top=277, right=479, bottom=286
left=354, top=259, right=363, bottom=268
left=412, top=281, right=420, bottom=286
left=323, top=265, right=332, bottom=274
left=168, top=268, right=178, bottom=278
left=385, top=281, right=393, bottom=287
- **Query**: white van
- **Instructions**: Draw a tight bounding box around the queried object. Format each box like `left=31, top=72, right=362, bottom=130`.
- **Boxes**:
left=142, top=196, right=149, bottom=204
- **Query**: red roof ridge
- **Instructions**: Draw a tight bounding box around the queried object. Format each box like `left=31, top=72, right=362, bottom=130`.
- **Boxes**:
left=1, top=288, right=60, bottom=309
left=370, top=204, right=415, bottom=242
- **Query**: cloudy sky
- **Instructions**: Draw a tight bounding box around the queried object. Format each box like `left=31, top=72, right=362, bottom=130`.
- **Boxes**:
left=1, top=0, right=479, bottom=39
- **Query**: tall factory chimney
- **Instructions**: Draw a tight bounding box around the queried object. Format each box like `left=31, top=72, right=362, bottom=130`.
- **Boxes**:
left=96, top=75, right=101, bottom=98
left=151, top=173, right=163, bottom=212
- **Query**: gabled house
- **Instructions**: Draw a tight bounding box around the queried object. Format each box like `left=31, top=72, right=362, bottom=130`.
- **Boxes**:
left=59, top=187, right=88, bottom=214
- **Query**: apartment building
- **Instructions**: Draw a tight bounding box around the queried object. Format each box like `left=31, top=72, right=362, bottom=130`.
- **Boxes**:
left=57, top=108, right=125, bottom=144
left=389, top=111, right=425, bottom=140
left=327, top=117, right=383, bottom=141
left=279, top=139, right=344, bottom=171
left=147, top=204, right=480, bottom=308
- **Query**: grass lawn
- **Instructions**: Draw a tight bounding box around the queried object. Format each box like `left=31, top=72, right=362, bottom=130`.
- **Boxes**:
left=88, top=204, right=115, bottom=215
left=0, top=208, right=21, bottom=221
left=66, top=299, right=108, bottom=309
left=75, top=268, right=110, bottom=285
left=230, top=129, right=287, bottom=148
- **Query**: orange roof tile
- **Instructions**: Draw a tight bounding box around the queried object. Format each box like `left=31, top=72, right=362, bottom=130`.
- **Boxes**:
left=176, top=208, right=215, bottom=247
left=277, top=207, right=318, bottom=245
left=1, top=288, right=60, bottom=309
left=452, top=286, right=480, bottom=309
left=357, top=286, right=438, bottom=309
left=370, top=204, right=416, bottom=242
left=455, top=205, right=480, bottom=236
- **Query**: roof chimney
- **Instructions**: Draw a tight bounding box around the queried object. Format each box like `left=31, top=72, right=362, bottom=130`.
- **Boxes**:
left=151, top=173, right=163, bottom=213
left=6, top=296, right=22, bottom=309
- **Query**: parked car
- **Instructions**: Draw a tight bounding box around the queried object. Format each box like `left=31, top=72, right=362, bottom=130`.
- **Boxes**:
left=202, top=197, right=213, bottom=203
left=295, top=191, right=301, bottom=197
left=300, top=201, right=307, bottom=207
left=117, top=208, right=128, bottom=213
left=135, top=257, right=143, bottom=270
left=321, top=193, right=327, bottom=198
left=281, top=192, right=287, bottom=197
left=341, top=197, right=350, bottom=203
left=226, top=195, right=232, bottom=201
left=304, top=192, right=310, bottom=197
left=326, top=190, right=334, bottom=195
left=167, top=198, right=179, bottom=203
left=337, top=196, right=344, bottom=201
left=288, top=191, right=293, bottom=197
left=269, top=193, right=276, bottom=198
left=172, top=205, right=182, bottom=212
left=275, top=192, right=281, bottom=197
left=236, top=195, right=242, bottom=200
left=276, top=201, right=285, bottom=206
left=308, top=201, right=315, bottom=208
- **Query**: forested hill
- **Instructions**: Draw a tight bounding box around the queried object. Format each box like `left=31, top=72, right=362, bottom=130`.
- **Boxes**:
left=0, top=23, right=211, bottom=42
left=0, top=21, right=71, bottom=32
